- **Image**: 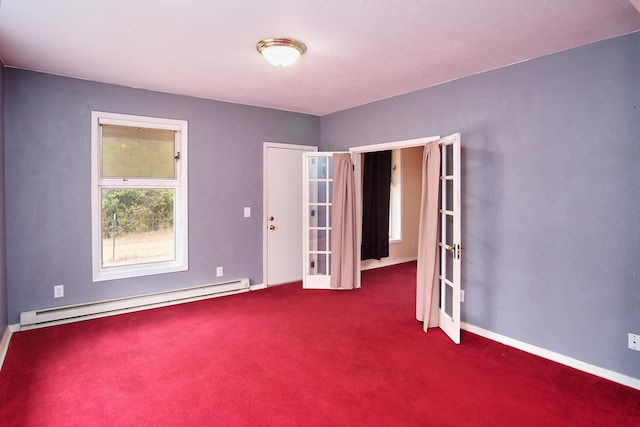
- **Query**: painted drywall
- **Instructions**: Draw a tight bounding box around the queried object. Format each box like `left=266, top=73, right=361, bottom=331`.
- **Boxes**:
left=321, top=33, right=640, bottom=379
left=0, top=62, right=7, bottom=331
left=361, top=146, right=422, bottom=270
left=4, top=70, right=319, bottom=324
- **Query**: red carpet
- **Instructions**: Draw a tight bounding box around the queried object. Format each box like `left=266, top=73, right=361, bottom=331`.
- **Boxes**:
left=1, top=262, right=639, bottom=426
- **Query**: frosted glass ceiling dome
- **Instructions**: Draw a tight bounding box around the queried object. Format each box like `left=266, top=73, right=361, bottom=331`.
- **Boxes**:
left=256, top=37, right=307, bottom=67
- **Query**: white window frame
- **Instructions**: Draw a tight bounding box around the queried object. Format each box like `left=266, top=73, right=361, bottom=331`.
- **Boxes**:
left=91, top=111, right=188, bottom=282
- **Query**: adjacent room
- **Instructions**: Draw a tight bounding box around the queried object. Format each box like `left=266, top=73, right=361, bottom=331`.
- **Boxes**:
left=0, top=1, right=639, bottom=425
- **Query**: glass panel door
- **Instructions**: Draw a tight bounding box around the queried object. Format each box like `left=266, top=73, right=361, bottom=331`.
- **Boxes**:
left=303, top=153, right=335, bottom=289
left=438, top=133, right=462, bottom=344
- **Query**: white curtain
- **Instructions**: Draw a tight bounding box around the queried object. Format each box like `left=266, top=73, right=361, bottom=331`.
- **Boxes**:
left=330, top=153, right=357, bottom=289
left=416, top=141, right=441, bottom=331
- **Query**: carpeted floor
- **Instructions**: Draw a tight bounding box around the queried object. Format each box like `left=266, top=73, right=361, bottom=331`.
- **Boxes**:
left=1, top=262, right=638, bottom=426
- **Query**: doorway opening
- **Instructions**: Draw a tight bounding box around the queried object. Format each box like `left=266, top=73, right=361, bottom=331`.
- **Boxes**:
left=350, top=135, right=462, bottom=343
left=300, top=135, right=461, bottom=343
left=350, top=136, right=440, bottom=288
left=359, top=145, right=423, bottom=272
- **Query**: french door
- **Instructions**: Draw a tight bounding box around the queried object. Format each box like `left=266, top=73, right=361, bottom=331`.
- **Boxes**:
left=301, top=134, right=462, bottom=345
left=302, top=152, right=336, bottom=289
left=437, top=133, right=461, bottom=344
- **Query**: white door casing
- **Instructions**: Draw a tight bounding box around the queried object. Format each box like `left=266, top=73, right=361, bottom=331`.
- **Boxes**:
left=264, top=143, right=317, bottom=286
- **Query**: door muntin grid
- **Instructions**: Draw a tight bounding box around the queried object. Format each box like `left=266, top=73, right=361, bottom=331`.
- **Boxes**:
left=307, top=155, right=333, bottom=276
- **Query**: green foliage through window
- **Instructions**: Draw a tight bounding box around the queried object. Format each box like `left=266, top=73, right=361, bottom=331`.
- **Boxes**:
left=101, top=189, right=174, bottom=238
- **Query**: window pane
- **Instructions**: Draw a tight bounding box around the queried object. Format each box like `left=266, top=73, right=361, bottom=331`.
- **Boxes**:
left=315, top=206, right=326, bottom=228
left=309, top=229, right=318, bottom=251
left=445, top=214, right=453, bottom=247
left=445, top=179, right=453, bottom=211
left=317, top=229, right=327, bottom=251
left=444, top=282, right=453, bottom=318
left=308, top=253, right=317, bottom=274
left=309, top=181, right=327, bottom=204
left=101, top=188, right=175, bottom=268
left=102, top=125, right=176, bottom=179
left=310, top=253, right=328, bottom=276
left=309, top=156, right=329, bottom=179
left=444, top=245, right=454, bottom=282
left=444, top=143, right=454, bottom=176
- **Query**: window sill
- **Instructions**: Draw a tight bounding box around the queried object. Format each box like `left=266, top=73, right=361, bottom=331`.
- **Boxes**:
left=93, top=261, right=188, bottom=282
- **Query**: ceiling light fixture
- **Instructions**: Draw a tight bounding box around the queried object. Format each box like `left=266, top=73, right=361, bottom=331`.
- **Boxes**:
left=256, top=37, right=307, bottom=67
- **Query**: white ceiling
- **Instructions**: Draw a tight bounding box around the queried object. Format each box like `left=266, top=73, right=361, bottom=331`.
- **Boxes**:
left=0, top=0, right=639, bottom=116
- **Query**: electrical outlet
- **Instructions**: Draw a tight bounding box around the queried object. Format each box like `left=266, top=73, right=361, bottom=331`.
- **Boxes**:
left=629, top=333, right=640, bottom=351
left=460, top=290, right=465, bottom=302
left=216, top=266, right=223, bottom=277
left=54, top=284, right=64, bottom=298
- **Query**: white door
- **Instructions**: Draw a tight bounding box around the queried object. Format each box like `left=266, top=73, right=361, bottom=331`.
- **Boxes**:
left=438, top=133, right=462, bottom=344
left=264, top=143, right=317, bottom=286
left=302, top=152, right=340, bottom=289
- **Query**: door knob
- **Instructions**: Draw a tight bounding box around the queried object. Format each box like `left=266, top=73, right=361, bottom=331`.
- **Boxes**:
left=269, top=225, right=276, bottom=230
left=268, top=216, right=274, bottom=221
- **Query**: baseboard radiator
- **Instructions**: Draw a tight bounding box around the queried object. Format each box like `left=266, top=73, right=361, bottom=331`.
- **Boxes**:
left=19, top=278, right=250, bottom=330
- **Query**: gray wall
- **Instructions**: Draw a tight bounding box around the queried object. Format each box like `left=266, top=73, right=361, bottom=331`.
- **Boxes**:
left=321, top=33, right=640, bottom=379
left=0, top=62, right=6, bottom=332
left=5, top=70, right=319, bottom=324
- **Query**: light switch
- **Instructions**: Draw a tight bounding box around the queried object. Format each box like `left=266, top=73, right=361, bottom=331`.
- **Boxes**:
left=244, top=207, right=251, bottom=218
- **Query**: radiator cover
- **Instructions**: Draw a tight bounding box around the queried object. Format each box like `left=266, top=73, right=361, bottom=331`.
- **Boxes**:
left=20, top=278, right=250, bottom=329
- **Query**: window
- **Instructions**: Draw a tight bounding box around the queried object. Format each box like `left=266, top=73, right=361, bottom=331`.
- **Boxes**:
left=91, top=111, right=188, bottom=282
left=389, top=149, right=402, bottom=242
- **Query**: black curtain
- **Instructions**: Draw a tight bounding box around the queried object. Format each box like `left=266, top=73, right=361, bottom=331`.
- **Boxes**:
left=361, top=150, right=392, bottom=260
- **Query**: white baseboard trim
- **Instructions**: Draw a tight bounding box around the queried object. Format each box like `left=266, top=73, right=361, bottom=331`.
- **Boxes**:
left=361, top=256, right=417, bottom=271
left=0, top=325, right=15, bottom=372
left=249, top=283, right=267, bottom=291
left=462, top=322, right=640, bottom=390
